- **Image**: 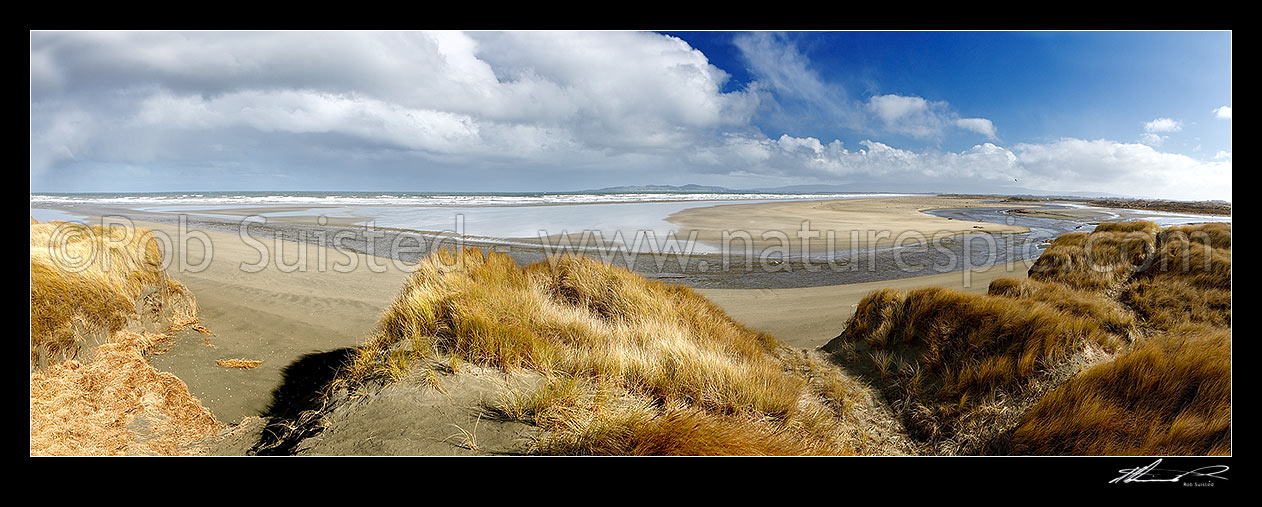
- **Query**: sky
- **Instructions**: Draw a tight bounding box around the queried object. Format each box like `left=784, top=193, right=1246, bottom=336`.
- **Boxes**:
left=29, top=31, right=1232, bottom=200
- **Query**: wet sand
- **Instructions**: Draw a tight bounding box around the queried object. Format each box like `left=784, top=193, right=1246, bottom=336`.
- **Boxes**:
left=95, top=214, right=1036, bottom=424
left=666, top=196, right=1033, bottom=253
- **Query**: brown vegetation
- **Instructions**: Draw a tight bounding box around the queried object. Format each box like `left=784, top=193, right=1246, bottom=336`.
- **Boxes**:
left=827, top=221, right=1230, bottom=455
left=217, top=359, right=264, bottom=369
left=321, top=248, right=866, bottom=455
left=30, top=221, right=205, bottom=368
left=1006, top=323, right=1230, bottom=455
left=30, top=219, right=218, bottom=455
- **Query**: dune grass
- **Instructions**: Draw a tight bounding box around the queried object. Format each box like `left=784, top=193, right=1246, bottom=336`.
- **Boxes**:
left=30, top=330, right=220, bottom=455
left=828, top=220, right=1230, bottom=455
left=1121, top=224, right=1231, bottom=331
left=30, top=220, right=204, bottom=368
left=329, top=247, right=859, bottom=455
left=1026, top=221, right=1160, bottom=292
left=1006, top=322, right=1230, bottom=455
left=825, top=285, right=1124, bottom=446
left=30, top=219, right=218, bottom=455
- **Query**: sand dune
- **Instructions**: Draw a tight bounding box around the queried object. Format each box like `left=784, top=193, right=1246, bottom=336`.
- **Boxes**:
left=126, top=220, right=411, bottom=423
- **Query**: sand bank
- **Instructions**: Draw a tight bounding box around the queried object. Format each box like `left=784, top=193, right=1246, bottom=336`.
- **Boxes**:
left=665, top=196, right=1032, bottom=254
left=699, top=259, right=1035, bottom=350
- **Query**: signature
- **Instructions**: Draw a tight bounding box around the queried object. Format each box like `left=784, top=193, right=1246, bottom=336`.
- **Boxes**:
left=1110, top=459, right=1229, bottom=484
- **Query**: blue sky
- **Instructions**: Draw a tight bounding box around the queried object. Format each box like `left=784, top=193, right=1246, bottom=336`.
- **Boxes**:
left=666, top=31, right=1231, bottom=158
left=29, top=31, right=1232, bottom=199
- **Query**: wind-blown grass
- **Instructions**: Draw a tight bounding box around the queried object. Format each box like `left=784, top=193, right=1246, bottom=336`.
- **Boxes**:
left=824, top=286, right=1124, bottom=446
left=1006, top=322, right=1230, bottom=455
left=30, top=221, right=204, bottom=368
left=30, top=219, right=217, bottom=455
left=1026, top=221, right=1160, bottom=292
left=333, top=247, right=857, bottom=455
left=828, top=220, right=1230, bottom=455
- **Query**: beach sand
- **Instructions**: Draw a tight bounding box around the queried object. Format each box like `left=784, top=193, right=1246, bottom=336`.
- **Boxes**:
left=665, top=196, right=1032, bottom=253
left=126, top=220, right=411, bottom=423
left=88, top=209, right=1031, bottom=425
left=699, top=259, right=1035, bottom=350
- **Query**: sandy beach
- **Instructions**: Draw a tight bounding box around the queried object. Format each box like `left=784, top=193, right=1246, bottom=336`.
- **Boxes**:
left=699, top=259, right=1034, bottom=350
left=35, top=195, right=1223, bottom=429
left=70, top=211, right=1033, bottom=424
left=666, top=195, right=1033, bottom=253
left=129, top=220, right=411, bottom=423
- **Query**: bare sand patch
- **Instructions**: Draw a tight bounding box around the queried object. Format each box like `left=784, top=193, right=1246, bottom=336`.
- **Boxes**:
left=698, top=260, right=1036, bottom=350
left=666, top=196, right=1031, bottom=254
left=124, top=220, right=411, bottom=423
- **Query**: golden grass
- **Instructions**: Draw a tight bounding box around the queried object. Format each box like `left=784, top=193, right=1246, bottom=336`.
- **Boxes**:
left=987, top=277, right=1137, bottom=336
left=216, top=359, right=264, bottom=369
left=30, top=220, right=204, bottom=368
left=335, top=247, right=856, bottom=455
left=826, top=285, right=1124, bottom=444
left=1026, top=221, right=1160, bottom=292
left=1121, top=225, right=1231, bottom=331
left=1007, top=322, right=1230, bottom=455
left=30, top=331, right=220, bottom=455
left=30, top=219, right=218, bottom=455
left=829, top=220, right=1230, bottom=455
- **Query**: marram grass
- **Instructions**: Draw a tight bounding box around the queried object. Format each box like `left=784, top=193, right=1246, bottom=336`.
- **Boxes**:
left=336, top=247, right=861, bottom=455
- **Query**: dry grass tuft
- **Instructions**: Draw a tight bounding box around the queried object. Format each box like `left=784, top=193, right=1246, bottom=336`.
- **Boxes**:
left=30, top=331, right=220, bottom=455
left=30, top=219, right=218, bottom=455
left=30, top=220, right=207, bottom=368
left=1121, top=223, right=1231, bottom=331
left=332, top=247, right=855, bottom=455
left=828, top=220, right=1230, bottom=455
left=1007, top=323, right=1230, bottom=455
left=826, top=285, right=1123, bottom=446
left=216, top=359, right=264, bottom=369
left=1026, top=221, right=1159, bottom=292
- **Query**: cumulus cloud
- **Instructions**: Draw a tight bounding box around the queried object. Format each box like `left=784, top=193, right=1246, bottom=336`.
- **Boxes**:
left=863, top=94, right=997, bottom=140
left=1144, top=117, right=1183, bottom=133
left=29, top=31, right=1230, bottom=200
left=1213, top=106, right=1232, bottom=120
left=1138, top=132, right=1166, bottom=147
left=955, top=118, right=997, bottom=139
left=685, top=134, right=1229, bottom=200
left=30, top=31, right=759, bottom=179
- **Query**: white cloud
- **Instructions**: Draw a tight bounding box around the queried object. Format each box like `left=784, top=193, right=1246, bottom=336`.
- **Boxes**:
left=1138, top=132, right=1166, bottom=147
left=1213, top=106, right=1231, bottom=120
left=31, top=31, right=762, bottom=178
left=686, top=134, right=1229, bottom=200
left=1215, top=150, right=1231, bottom=160
left=28, top=31, right=1231, bottom=201
left=1144, top=117, right=1183, bottom=133
left=865, top=94, right=948, bottom=139
left=955, top=118, right=997, bottom=139
left=864, top=94, right=997, bottom=140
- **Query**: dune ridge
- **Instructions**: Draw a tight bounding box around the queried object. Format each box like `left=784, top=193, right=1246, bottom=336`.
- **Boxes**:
left=29, top=219, right=219, bottom=455
left=265, top=248, right=888, bottom=455
left=824, top=220, right=1231, bottom=455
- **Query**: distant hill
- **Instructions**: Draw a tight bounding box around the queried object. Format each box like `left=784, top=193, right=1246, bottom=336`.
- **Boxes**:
left=592, top=184, right=736, bottom=193
left=588, top=183, right=1135, bottom=199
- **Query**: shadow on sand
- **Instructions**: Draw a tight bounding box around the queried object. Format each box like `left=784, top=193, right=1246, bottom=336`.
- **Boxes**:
left=250, top=347, right=357, bottom=456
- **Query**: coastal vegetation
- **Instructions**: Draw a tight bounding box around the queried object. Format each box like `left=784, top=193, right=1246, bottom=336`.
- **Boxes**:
left=825, top=221, right=1231, bottom=455
left=29, top=219, right=218, bottom=455
left=287, top=248, right=869, bottom=455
